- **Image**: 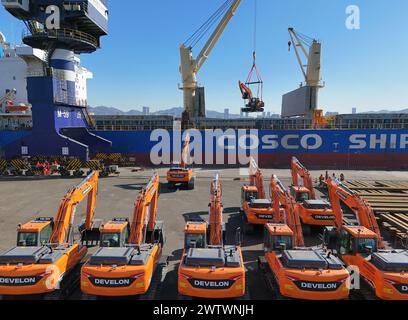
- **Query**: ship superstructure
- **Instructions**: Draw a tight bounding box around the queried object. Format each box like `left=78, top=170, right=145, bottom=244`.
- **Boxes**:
left=1, top=0, right=111, bottom=161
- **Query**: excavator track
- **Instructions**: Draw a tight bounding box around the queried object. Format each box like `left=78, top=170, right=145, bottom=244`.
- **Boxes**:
left=140, top=256, right=169, bottom=300
left=349, top=278, right=378, bottom=300
left=44, top=263, right=83, bottom=300
left=257, top=256, right=289, bottom=301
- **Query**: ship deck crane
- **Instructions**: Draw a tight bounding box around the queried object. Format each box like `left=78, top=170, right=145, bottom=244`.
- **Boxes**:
left=290, top=157, right=335, bottom=227
left=178, top=174, right=245, bottom=299
left=288, top=27, right=327, bottom=126
left=257, top=175, right=350, bottom=300
left=166, top=133, right=195, bottom=190
left=0, top=171, right=101, bottom=298
left=180, top=0, right=242, bottom=121
left=241, top=157, right=277, bottom=233
left=326, top=177, right=408, bottom=300
left=81, top=174, right=165, bottom=298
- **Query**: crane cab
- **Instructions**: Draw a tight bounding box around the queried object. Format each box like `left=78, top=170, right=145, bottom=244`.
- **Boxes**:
left=16, top=217, right=54, bottom=247
left=99, top=218, right=131, bottom=248
left=1, top=0, right=30, bottom=12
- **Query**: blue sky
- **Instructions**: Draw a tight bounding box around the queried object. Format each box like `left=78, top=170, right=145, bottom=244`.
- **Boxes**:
left=1, top=0, right=408, bottom=114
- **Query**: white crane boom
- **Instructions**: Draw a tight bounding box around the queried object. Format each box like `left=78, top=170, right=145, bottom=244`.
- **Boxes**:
left=288, top=27, right=323, bottom=88
left=180, top=0, right=242, bottom=119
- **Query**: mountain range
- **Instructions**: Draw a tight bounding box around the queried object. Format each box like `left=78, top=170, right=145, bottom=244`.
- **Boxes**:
left=89, top=106, right=408, bottom=118
left=89, top=106, right=243, bottom=119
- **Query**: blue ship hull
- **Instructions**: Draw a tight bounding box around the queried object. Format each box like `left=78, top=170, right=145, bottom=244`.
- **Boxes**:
left=1, top=129, right=408, bottom=169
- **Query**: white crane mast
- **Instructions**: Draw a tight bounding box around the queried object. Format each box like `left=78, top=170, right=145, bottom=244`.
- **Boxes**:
left=288, top=27, right=324, bottom=113
left=180, top=0, right=242, bottom=119
left=288, top=27, right=323, bottom=88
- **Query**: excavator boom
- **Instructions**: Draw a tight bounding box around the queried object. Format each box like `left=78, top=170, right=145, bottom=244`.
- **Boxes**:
left=249, top=157, right=265, bottom=199
left=327, top=177, right=384, bottom=248
left=270, top=175, right=304, bottom=247
left=129, top=174, right=160, bottom=245
left=50, top=171, right=99, bottom=245
left=180, top=133, right=190, bottom=169
left=209, top=174, right=223, bottom=246
left=291, top=157, right=316, bottom=199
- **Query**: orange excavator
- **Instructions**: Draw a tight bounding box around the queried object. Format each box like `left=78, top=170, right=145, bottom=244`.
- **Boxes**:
left=326, top=178, right=408, bottom=300
left=81, top=174, right=165, bottom=298
left=0, top=171, right=101, bottom=298
left=258, top=175, right=350, bottom=300
left=239, top=51, right=265, bottom=113
left=178, top=174, right=246, bottom=299
left=241, top=157, right=277, bottom=234
left=290, top=157, right=335, bottom=227
left=167, top=133, right=195, bottom=190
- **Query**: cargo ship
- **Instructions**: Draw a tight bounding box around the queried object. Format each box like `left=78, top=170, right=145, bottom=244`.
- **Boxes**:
left=1, top=0, right=407, bottom=170
left=2, top=37, right=408, bottom=169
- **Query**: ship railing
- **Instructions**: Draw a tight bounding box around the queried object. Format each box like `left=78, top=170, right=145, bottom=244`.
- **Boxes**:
left=22, top=28, right=98, bottom=49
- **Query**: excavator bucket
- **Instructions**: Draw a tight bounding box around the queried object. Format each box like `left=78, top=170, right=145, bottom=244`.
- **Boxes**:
left=79, top=219, right=103, bottom=247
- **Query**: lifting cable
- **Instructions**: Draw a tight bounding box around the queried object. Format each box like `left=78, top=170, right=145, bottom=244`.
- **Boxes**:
left=245, top=0, right=263, bottom=100
left=184, top=0, right=234, bottom=48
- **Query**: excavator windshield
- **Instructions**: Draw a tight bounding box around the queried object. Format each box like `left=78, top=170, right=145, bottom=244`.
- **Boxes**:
left=265, top=231, right=293, bottom=252
left=185, top=233, right=206, bottom=250
left=17, top=232, right=38, bottom=247
left=100, top=233, right=121, bottom=247
left=294, top=190, right=309, bottom=202
left=355, top=237, right=377, bottom=254
left=339, top=229, right=378, bottom=255
left=242, top=187, right=258, bottom=202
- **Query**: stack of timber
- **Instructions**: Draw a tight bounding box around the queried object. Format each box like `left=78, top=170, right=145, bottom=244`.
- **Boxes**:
left=343, top=181, right=408, bottom=241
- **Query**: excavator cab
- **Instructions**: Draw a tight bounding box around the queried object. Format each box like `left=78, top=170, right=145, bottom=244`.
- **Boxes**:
left=184, top=222, right=207, bottom=250
left=99, top=218, right=131, bottom=248
left=324, top=225, right=378, bottom=256
left=16, top=217, right=54, bottom=247
left=241, top=185, right=258, bottom=203
left=290, top=186, right=310, bottom=203
left=264, top=224, right=294, bottom=252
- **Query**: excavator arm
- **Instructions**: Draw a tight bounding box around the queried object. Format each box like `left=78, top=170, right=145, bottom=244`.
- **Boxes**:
left=291, top=157, right=316, bottom=199
left=129, top=174, right=160, bottom=246
left=239, top=81, right=253, bottom=100
left=270, top=175, right=305, bottom=247
left=249, top=157, right=265, bottom=199
left=50, top=171, right=99, bottom=245
left=209, top=174, right=223, bottom=246
left=327, top=177, right=384, bottom=248
left=180, top=133, right=190, bottom=169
